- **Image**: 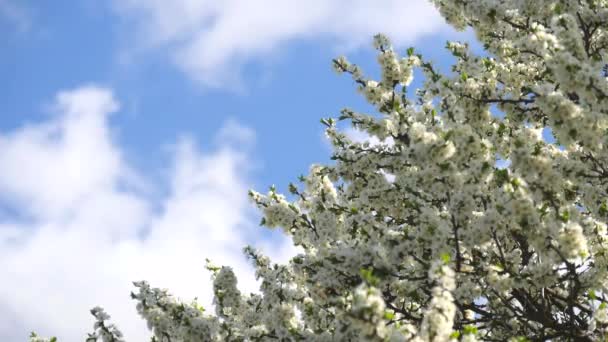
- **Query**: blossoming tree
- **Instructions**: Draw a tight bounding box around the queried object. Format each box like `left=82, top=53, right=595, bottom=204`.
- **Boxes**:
left=32, top=0, right=608, bottom=341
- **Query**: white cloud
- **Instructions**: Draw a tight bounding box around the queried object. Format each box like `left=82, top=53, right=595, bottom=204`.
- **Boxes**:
left=321, top=126, right=394, bottom=154
left=113, top=0, right=452, bottom=88
left=0, top=86, right=296, bottom=341
left=342, top=126, right=395, bottom=147
left=343, top=127, right=385, bottom=146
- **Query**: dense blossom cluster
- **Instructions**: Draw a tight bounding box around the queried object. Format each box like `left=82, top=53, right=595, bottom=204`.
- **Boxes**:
left=85, top=307, right=125, bottom=342
left=32, top=0, right=608, bottom=340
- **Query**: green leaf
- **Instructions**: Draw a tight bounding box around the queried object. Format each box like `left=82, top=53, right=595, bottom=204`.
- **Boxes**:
left=461, top=72, right=468, bottom=81
left=440, top=252, right=451, bottom=264
left=559, top=210, right=570, bottom=223
left=407, top=47, right=415, bottom=57
left=320, top=118, right=335, bottom=127
left=359, top=267, right=379, bottom=286
left=600, top=201, right=608, bottom=216
left=383, top=311, right=396, bottom=320
left=494, top=168, right=509, bottom=187
left=512, top=337, right=531, bottom=342
left=482, top=57, right=494, bottom=70
left=481, top=161, right=491, bottom=171
left=463, top=325, right=478, bottom=335
left=538, top=203, right=549, bottom=218
left=288, top=183, right=298, bottom=194
left=532, top=142, right=543, bottom=156
left=393, top=100, right=401, bottom=111
left=488, top=8, right=497, bottom=21
left=497, top=122, right=507, bottom=136
left=564, top=188, right=577, bottom=201
left=554, top=3, right=563, bottom=14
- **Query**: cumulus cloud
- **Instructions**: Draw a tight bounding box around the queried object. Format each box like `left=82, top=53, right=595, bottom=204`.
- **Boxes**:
left=343, top=127, right=387, bottom=146
left=0, top=86, right=296, bottom=341
left=113, top=0, right=452, bottom=87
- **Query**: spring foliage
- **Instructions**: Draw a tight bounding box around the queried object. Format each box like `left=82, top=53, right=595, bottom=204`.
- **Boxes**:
left=33, top=0, right=608, bottom=340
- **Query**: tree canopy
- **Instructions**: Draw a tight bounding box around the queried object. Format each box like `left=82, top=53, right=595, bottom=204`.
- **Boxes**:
left=32, top=0, right=608, bottom=341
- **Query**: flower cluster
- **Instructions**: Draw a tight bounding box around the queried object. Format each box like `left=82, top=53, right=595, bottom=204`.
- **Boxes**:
left=86, top=307, right=125, bottom=342
left=416, top=262, right=456, bottom=342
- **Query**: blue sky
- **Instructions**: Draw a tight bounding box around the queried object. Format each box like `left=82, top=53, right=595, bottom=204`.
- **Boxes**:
left=1, top=1, right=477, bottom=340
